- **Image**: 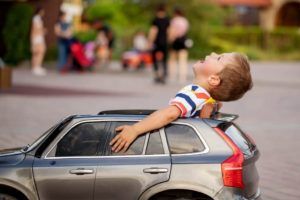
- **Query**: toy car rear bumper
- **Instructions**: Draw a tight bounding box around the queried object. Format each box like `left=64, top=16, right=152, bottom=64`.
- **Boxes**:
left=214, top=187, right=262, bottom=200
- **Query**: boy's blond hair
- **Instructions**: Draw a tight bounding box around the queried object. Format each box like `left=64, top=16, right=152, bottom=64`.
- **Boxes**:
left=210, top=52, right=253, bottom=101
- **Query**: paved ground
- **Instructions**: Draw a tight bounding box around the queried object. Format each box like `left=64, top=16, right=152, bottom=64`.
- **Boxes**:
left=1, top=61, right=300, bottom=199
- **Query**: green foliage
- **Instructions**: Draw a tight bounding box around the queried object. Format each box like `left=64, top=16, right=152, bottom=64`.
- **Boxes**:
left=208, top=37, right=264, bottom=60
left=82, top=0, right=300, bottom=60
left=74, top=29, right=98, bottom=43
left=83, top=0, right=228, bottom=59
left=44, top=45, right=58, bottom=62
left=210, top=26, right=300, bottom=60
left=2, top=3, right=33, bottom=65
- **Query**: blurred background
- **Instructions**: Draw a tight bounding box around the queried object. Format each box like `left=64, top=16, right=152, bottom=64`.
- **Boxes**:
left=1, top=0, right=300, bottom=63
left=0, top=0, right=300, bottom=199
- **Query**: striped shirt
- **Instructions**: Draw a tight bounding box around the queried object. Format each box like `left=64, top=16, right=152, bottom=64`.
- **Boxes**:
left=169, top=84, right=215, bottom=118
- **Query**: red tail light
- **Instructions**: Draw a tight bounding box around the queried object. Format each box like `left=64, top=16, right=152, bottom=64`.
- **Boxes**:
left=214, top=128, right=244, bottom=188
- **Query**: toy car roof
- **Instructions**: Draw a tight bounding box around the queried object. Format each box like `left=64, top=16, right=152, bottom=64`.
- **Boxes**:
left=98, top=110, right=156, bottom=116
left=98, top=110, right=238, bottom=122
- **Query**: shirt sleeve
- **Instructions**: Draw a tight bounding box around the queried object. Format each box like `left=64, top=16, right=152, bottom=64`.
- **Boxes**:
left=169, top=86, right=209, bottom=118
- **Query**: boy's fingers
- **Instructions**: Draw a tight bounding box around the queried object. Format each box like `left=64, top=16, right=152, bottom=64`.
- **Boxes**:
left=109, top=134, right=120, bottom=145
left=121, top=142, right=130, bottom=153
left=114, top=140, right=125, bottom=152
left=115, top=141, right=126, bottom=152
left=112, top=137, right=124, bottom=151
left=115, top=125, right=125, bottom=131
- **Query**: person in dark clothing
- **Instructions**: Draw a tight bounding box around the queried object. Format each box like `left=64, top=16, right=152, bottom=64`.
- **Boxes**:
left=148, top=4, right=170, bottom=84
left=54, top=11, right=72, bottom=71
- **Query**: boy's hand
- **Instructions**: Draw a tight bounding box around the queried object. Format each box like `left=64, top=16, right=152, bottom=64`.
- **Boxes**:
left=109, top=106, right=181, bottom=153
left=200, top=103, right=214, bottom=118
left=109, top=125, right=139, bottom=153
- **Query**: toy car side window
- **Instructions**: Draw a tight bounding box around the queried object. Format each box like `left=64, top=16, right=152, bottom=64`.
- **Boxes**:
left=49, top=122, right=109, bottom=157
left=164, top=124, right=205, bottom=154
left=108, top=121, right=146, bottom=156
left=146, top=130, right=164, bottom=155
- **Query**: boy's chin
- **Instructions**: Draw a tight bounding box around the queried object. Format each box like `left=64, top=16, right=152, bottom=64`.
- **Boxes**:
left=192, top=65, right=198, bottom=73
left=192, top=67, right=201, bottom=78
left=192, top=69, right=197, bottom=78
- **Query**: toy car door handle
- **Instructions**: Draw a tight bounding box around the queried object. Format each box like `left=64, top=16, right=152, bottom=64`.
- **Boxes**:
left=143, top=168, right=168, bottom=174
left=69, top=168, right=94, bottom=175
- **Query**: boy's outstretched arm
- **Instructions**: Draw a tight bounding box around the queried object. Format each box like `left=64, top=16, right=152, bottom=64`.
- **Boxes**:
left=110, top=105, right=181, bottom=153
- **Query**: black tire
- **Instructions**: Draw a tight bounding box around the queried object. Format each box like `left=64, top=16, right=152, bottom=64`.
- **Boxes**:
left=0, top=193, right=18, bottom=200
left=153, top=197, right=209, bottom=200
left=152, top=193, right=211, bottom=200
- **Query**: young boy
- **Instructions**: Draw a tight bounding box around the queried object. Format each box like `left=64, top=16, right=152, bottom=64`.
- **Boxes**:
left=110, top=52, right=253, bottom=153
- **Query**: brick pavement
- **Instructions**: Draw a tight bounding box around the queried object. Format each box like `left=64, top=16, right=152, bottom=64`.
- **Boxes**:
left=0, top=61, right=300, bottom=199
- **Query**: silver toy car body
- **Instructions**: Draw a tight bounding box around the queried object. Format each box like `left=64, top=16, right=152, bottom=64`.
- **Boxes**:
left=0, top=110, right=262, bottom=200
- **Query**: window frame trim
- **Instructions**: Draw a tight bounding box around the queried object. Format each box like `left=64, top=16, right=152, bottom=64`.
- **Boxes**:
left=43, top=119, right=171, bottom=159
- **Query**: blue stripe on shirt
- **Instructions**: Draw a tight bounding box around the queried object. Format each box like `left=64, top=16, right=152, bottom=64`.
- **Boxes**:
left=191, top=85, right=198, bottom=91
left=175, top=93, right=196, bottom=114
left=191, top=110, right=201, bottom=118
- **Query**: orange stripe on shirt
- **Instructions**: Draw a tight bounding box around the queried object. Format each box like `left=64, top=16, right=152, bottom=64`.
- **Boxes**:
left=171, top=101, right=187, bottom=117
left=195, top=92, right=210, bottom=100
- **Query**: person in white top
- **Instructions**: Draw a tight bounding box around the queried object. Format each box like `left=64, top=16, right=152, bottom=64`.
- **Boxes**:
left=31, top=7, right=47, bottom=76
left=168, top=8, right=189, bottom=84
left=133, top=31, right=148, bottom=52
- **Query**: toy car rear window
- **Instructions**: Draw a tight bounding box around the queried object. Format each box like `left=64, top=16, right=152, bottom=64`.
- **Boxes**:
left=219, top=123, right=255, bottom=157
left=165, top=124, right=205, bottom=154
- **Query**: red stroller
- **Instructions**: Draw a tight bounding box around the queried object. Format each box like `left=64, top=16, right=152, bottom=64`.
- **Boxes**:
left=68, top=41, right=93, bottom=71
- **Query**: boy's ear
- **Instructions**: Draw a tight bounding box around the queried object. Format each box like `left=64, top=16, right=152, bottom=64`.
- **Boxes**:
left=208, top=75, right=221, bottom=87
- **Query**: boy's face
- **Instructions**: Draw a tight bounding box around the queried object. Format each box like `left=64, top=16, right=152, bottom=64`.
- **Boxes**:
left=193, top=52, right=235, bottom=88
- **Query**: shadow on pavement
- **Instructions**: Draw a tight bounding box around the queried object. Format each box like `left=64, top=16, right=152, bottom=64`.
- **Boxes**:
left=0, top=84, right=137, bottom=97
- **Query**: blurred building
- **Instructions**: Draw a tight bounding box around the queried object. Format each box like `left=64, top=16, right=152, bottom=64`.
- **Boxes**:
left=216, top=0, right=300, bottom=30
left=261, top=0, right=300, bottom=30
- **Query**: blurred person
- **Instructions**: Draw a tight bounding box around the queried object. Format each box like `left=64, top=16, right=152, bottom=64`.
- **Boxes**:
left=95, top=31, right=110, bottom=68
left=168, top=8, right=190, bottom=84
left=120, top=31, right=151, bottom=70
left=148, top=4, right=170, bottom=84
left=54, top=11, right=73, bottom=71
left=133, top=31, right=148, bottom=52
left=85, top=41, right=96, bottom=63
left=30, top=7, right=47, bottom=76
left=93, top=19, right=115, bottom=65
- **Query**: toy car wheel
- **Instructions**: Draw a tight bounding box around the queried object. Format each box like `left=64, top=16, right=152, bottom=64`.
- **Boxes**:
left=0, top=193, right=18, bottom=200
